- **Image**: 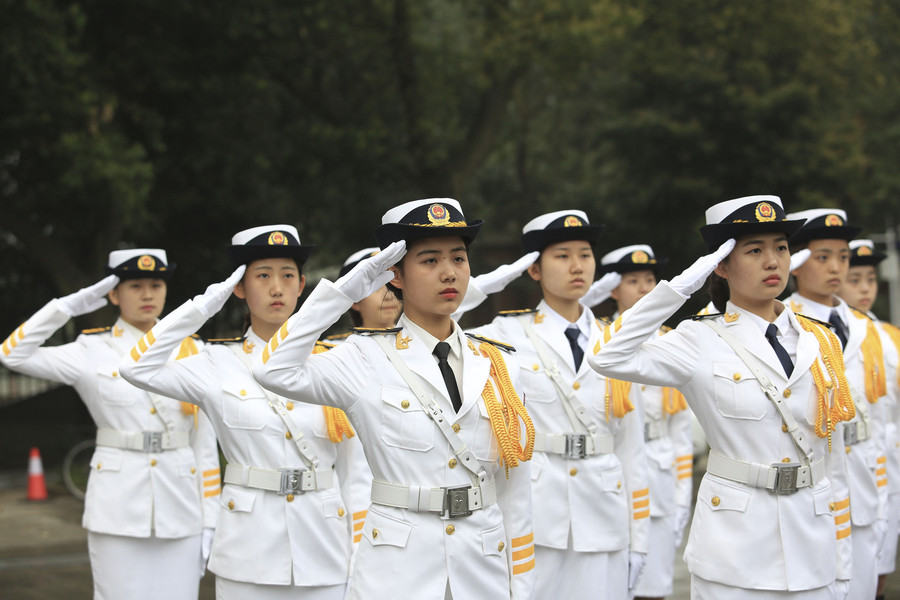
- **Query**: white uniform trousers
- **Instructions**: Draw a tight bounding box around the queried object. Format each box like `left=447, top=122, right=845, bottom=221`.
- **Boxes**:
left=877, top=492, right=899, bottom=575
left=849, top=522, right=878, bottom=600
left=534, top=536, right=627, bottom=600
left=631, top=512, right=676, bottom=598
left=691, top=575, right=841, bottom=599
left=215, top=577, right=346, bottom=599
left=87, top=531, right=200, bottom=600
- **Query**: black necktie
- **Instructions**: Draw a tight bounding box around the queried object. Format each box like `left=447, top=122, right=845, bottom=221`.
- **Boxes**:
left=564, top=325, right=584, bottom=371
left=433, top=342, right=462, bottom=412
left=765, top=324, right=794, bottom=378
left=828, top=310, right=848, bottom=349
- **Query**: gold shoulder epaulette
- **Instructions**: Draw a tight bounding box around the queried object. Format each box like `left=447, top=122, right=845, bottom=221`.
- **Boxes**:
left=660, top=325, right=673, bottom=333
left=595, top=317, right=612, bottom=327
left=795, top=314, right=831, bottom=329
left=325, top=331, right=352, bottom=341
left=190, top=333, right=202, bottom=340
left=498, top=308, right=537, bottom=317
left=315, top=340, right=336, bottom=351
left=207, top=336, right=243, bottom=345
left=466, top=332, right=516, bottom=353
left=689, top=312, right=722, bottom=321
left=81, top=326, right=112, bottom=335
left=352, top=326, right=403, bottom=335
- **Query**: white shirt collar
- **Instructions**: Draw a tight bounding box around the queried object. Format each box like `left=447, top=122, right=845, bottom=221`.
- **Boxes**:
left=399, top=314, right=462, bottom=360
left=114, top=317, right=157, bottom=341
left=793, top=293, right=849, bottom=323
left=726, top=300, right=792, bottom=337
left=537, top=299, right=593, bottom=339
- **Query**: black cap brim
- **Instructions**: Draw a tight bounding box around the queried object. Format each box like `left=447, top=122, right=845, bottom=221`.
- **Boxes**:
left=522, top=225, right=604, bottom=253
left=700, top=220, right=806, bottom=250
left=850, top=253, right=887, bottom=267
left=788, top=225, right=863, bottom=247
left=376, top=221, right=483, bottom=250
left=228, top=246, right=315, bottom=268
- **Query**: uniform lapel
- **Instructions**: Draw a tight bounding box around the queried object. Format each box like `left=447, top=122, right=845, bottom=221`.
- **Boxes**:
left=533, top=302, right=576, bottom=376
left=787, top=310, right=818, bottom=387
left=107, top=317, right=143, bottom=356
left=396, top=326, right=452, bottom=405
left=723, top=312, right=788, bottom=383
left=844, top=308, right=867, bottom=361
left=575, top=318, right=602, bottom=380
left=456, top=330, right=492, bottom=420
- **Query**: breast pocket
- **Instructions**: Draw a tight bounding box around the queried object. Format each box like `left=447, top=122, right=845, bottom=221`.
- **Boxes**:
left=380, top=386, right=434, bottom=452
left=711, top=362, right=768, bottom=420
left=221, top=384, right=268, bottom=430
left=96, top=367, right=138, bottom=406
left=518, top=362, right=557, bottom=404
left=472, top=400, right=499, bottom=462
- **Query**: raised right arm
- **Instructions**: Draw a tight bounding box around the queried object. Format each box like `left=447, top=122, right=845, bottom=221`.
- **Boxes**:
left=1, top=300, right=86, bottom=385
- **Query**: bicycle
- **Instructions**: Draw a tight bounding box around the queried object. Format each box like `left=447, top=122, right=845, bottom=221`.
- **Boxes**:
left=61, top=438, right=95, bottom=500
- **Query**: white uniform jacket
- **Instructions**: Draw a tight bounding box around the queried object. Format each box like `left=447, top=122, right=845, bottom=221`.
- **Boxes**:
left=0, top=300, right=219, bottom=537
left=119, top=300, right=371, bottom=587
left=252, top=281, right=536, bottom=600
left=789, top=294, right=889, bottom=526
left=469, top=301, right=650, bottom=554
left=873, top=319, right=900, bottom=509
left=589, top=282, right=853, bottom=591
left=631, top=327, right=694, bottom=523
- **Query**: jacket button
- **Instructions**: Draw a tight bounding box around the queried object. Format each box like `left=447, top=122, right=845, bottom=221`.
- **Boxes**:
left=286, top=494, right=295, bottom=502
left=448, top=458, right=458, bottom=469
left=190, top=467, right=196, bottom=474
left=96, top=463, right=102, bottom=470
left=372, top=528, right=379, bottom=539
left=640, top=385, right=647, bottom=391
left=445, top=524, right=455, bottom=535
left=452, top=424, right=461, bottom=433
left=570, top=468, right=578, bottom=476
left=783, top=389, right=792, bottom=398
left=782, top=457, right=791, bottom=463
left=711, top=496, right=721, bottom=507
left=149, top=407, right=157, bottom=414
left=845, top=446, right=851, bottom=454
left=239, top=389, right=247, bottom=396
left=227, top=500, right=235, bottom=510
left=111, top=371, right=118, bottom=377
left=782, top=423, right=789, bottom=433
left=732, top=373, right=742, bottom=381
left=617, top=481, right=622, bottom=489
left=401, top=400, right=410, bottom=409
left=286, top=402, right=294, bottom=411
left=285, top=432, right=292, bottom=440
left=572, top=382, right=581, bottom=390
left=150, top=459, right=157, bottom=467
left=829, top=502, right=836, bottom=511
left=498, top=541, right=505, bottom=551
left=532, top=364, right=539, bottom=371
left=338, top=507, right=345, bottom=517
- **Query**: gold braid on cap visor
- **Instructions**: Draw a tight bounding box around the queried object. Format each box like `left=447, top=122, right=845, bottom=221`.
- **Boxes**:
left=409, top=221, right=468, bottom=227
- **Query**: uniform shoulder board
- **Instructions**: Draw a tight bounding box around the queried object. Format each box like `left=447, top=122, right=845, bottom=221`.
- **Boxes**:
left=795, top=314, right=832, bottom=329
left=497, top=308, right=537, bottom=317
left=689, top=312, right=723, bottom=321
left=465, top=332, right=516, bottom=353
left=81, top=326, right=112, bottom=335
left=314, top=340, right=336, bottom=351
left=659, top=325, right=673, bottom=333
left=190, top=333, right=202, bottom=340
left=849, top=307, right=872, bottom=321
left=207, top=336, right=243, bottom=345
left=325, top=331, right=352, bottom=341
left=352, top=326, right=403, bottom=336
left=595, top=317, right=612, bottom=327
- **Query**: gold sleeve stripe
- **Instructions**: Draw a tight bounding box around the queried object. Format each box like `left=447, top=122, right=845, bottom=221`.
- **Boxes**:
left=833, top=498, right=850, bottom=511
left=511, top=533, right=533, bottom=548
left=834, top=512, right=851, bottom=525
left=262, top=345, right=271, bottom=364
left=632, top=488, right=649, bottom=499
left=2, top=340, right=10, bottom=356
left=16, top=325, right=25, bottom=340
left=147, top=330, right=156, bottom=345
left=353, top=533, right=362, bottom=543
left=204, top=488, right=221, bottom=498
left=633, top=509, right=650, bottom=520
left=676, top=455, right=693, bottom=462
left=138, top=337, right=148, bottom=353
left=203, top=479, right=219, bottom=488
left=877, top=456, right=887, bottom=464
left=512, top=545, right=534, bottom=561
left=633, top=499, right=650, bottom=510
left=836, top=527, right=851, bottom=540
left=130, top=347, right=142, bottom=362
left=877, top=479, right=888, bottom=487
left=512, top=557, right=535, bottom=575
left=202, top=468, right=220, bottom=477
left=353, top=521, right=365, bottom=532
left=876, top=467, right=887, bottom=476
left=352, top=510, right=368, bottom=521
left=678, top=472, right=693, bottom=480
left=677, top=464, right=692, bottom=470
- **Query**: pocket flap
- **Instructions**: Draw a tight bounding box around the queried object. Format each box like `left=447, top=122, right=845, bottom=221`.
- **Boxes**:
left=222, top=381, right=266, bottom=401
left=89, top=448, right=123, bottom=472
left=95, top=367, right=123, bottom=381
left=601, top=467, right=625, bottom=493
left=364, top=509, right=412, bottom=548
left=381, top=386, right=425, bottom=412
left=813, top=487, right=832, bottom=516
left=712, top=362, right=756, bottom=382
left=222, top=485, right=257, bottom=513
left=481, top=525, right=506, bottom=557
left=702, top=479, right=751, bottom=512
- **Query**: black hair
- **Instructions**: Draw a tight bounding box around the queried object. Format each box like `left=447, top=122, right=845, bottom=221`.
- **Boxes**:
left=707, top=273, right=729, bottom=313
left=348, top=308, right=364, bottom=327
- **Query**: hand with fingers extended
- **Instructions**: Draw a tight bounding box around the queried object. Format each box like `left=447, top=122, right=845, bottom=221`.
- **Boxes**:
left=454, top=251, right=539, bottom=316
left=580, top=272, right=622, bottom=308
left=335, top=241, right=407, bottom=303
left=193, top=265, right=247, bottom=320
left=57, top=274, right=120, bottom=317
left=789, top=248, right=811, bottom=272
left=669, top=238, right=736, bottom=297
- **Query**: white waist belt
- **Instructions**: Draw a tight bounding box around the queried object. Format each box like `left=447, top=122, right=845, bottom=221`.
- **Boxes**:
left=707, top=450, right=826, bottom=495
left=533, top=431, right=613, bottom=458
left=224, top=463, right=334, bottom=495
left=843, top=420, right=869, bottom=446
left=370, top=478, right=497, bottom=518
left=644, top=420, right=668, bottom=441
left=96, top=428, right=189, bottom=453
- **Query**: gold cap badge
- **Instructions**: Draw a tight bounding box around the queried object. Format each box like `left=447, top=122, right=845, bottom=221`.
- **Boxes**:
left=268, top=231, right=288, bottom=245
left=754, top=202, right=776, bottom=222
left=631, top=250, right=650, bottom=264
left=564, top=215, right=583, bottom=227
left=137, top=255, right=156, bottom=271
left=427, top=204, right=450, bottom=226
left=824, top=214, right=844, bottom=227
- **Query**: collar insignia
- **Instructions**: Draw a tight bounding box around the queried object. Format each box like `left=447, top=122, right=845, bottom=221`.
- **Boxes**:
left=395, top=332, right=411, bottom=350
left=242, top=339, right=255, bottom=354
left=724, top=312, right=740, bottom=323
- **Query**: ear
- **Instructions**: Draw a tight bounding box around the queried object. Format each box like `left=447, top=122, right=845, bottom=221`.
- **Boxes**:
left=232, top=281, right=246, bottom=300
left=389, top=266, right=403, bottom=290
left=610, top=286, right=620, bottom=301
left=297, top=274, right=307, bottom=297
left=107, top=287, right=120, bottom=307
left=527, top=262, right=541, bottom=282
left=713, top=262, right=728, bottom=280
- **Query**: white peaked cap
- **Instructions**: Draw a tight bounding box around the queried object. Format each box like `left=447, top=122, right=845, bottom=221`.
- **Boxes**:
left=522, top=209, right=590, bottom=234
left=381, top=198, right=463, bottom=224
left=108, top=248, right=167, bottom=268
left=231, top=224, right=301, bottom=246
left=705, top=195, right=783, bottom=225
left=601, top=244, right=655, bottom=265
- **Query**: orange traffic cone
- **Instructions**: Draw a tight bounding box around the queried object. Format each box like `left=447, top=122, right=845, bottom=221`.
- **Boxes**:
left=27, top=447, right=48, bottom=501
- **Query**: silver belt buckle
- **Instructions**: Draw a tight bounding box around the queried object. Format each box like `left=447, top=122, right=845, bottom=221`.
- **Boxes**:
left=771, top=462, right=801, bottom=495
left=843, top=423, right=860, bottom=446
left=279, top=469, right=307, bottom=495
left=142, top=431, right=163, bottom=453
left=565, top=434, right=587, bottom=459
left=442, top=485, right=472, bottom=519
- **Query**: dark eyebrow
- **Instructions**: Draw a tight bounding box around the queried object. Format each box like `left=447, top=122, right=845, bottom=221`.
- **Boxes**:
left=252, top=265, right=274, bottom=270
left=740, top=239, right=765, bottom=246
left=415, top=249, right=440, bottom=257
left=450, top=246, right=467, bottom=253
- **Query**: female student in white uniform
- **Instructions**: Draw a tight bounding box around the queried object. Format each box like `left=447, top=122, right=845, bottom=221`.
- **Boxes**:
left=120, top=226, right=370, bottom=599
left=589, top=196, right=855, bottom=599
left=252, top=199, right=537, bottom=600
left=0, top=249, right=220, bottom=600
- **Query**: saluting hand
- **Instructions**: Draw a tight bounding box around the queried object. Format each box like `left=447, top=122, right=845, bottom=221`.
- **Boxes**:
left=57, top=274, right=120, bottom=317
left=580, top=271, right=623, bottom=308
left=669, top=238, right=736, bottom=297
left=335, top=240, right=407, bottom=303
left=453, top=250, right=539, bottom=316
left=193, top=265, right=247, bottom=320
left=789, top=248, right=811, bottom=272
